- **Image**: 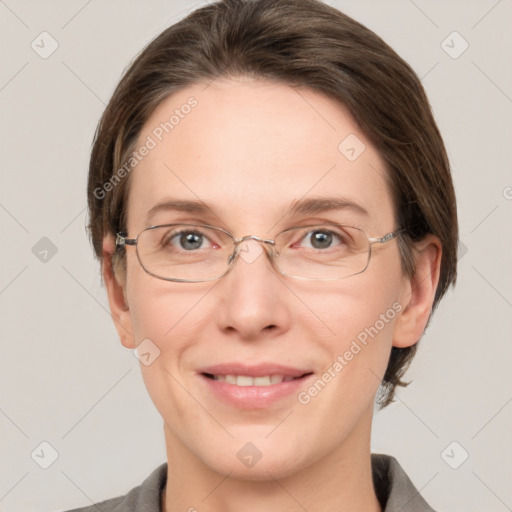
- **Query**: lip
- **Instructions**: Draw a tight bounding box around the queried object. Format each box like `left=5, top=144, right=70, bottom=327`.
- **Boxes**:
left=197, top=363, right=313, bottom=409
left=198, top=363, right=309, bottom=378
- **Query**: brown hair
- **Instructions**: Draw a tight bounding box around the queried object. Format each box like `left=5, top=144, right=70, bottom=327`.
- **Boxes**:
left=87, top=0, right=458, bottom=407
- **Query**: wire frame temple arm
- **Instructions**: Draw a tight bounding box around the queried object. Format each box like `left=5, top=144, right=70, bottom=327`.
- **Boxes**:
left=116, top=232, right=137, bottom=248
left=368, top=230, right=402, bottom=244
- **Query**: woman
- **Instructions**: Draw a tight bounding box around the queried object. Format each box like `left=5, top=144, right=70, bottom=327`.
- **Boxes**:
left=73, top=0, right=457, bottom=510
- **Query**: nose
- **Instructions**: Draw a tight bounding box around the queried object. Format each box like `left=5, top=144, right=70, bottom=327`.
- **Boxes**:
left=215, top=239, right=292, bottom=341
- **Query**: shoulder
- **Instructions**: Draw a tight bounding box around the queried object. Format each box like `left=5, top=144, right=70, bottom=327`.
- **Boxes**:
left=59, top=463, right=167, bottom=512
left=372, top=454, right=436, bottom=512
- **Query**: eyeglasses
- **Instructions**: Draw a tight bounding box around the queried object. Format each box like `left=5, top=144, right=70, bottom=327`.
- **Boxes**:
left=115, top=223, right=401, bottom=283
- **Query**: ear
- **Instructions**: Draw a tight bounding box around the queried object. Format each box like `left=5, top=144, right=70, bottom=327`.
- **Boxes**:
left=102, top=234, right=136, bottom=349
left=393, top=234, right=442, bottom=348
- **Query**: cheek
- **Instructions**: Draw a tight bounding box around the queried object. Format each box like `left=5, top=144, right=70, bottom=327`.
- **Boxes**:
left=124, top=276, right=210, bottom=419
left=125, top=252, right=209, bottom=344
left=304, top=265, right=402, bottom=349
left=292, top=288, right=401, bottom=445
left=302, top=258, right=404, bottom=390
left=319, top=291, right=398, bottom=387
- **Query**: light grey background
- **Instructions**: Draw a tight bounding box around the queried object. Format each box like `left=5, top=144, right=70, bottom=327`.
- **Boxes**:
left=1, top=0, right=511, bottom=510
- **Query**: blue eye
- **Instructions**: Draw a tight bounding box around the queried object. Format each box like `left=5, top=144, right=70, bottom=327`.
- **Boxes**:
left=301, top=230, right=342, bottom=249
left=176, top=232, right=205, bottom=250
left=165, top=230, right=212, bottom=251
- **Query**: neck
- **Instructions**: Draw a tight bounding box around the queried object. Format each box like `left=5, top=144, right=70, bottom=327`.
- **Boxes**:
left=162, top=408, right=381, bottom=512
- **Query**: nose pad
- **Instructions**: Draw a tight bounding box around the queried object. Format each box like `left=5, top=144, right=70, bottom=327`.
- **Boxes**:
left=237, top=239, right=265, bottom=265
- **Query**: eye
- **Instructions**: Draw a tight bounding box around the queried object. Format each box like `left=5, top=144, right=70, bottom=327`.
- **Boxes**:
left=166, top=230, right=214, bottom=251
left=300, top=229, right=343, bottom=250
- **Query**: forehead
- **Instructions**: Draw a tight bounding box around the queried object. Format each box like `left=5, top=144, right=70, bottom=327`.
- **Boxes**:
left=126, top=78, right=395, bottom=234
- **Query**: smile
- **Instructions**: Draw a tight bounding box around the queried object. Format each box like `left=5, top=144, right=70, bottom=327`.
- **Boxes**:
left=203, top=374, right=302, bottom=386
left=198, top=364, right=313, bottom=409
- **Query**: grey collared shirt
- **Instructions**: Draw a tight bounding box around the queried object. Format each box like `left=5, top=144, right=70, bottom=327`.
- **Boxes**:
left=63, top=454, right=435, bottom=512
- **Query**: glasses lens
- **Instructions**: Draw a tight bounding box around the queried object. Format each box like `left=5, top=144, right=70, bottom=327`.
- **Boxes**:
left=136, top=225, right=233, bottom=282
left=133, top=224, right=371, bottom=282
left=274, top=225, right=370, bottom=280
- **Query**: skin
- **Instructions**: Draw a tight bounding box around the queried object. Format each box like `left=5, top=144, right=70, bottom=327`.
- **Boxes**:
left=102, top=77, right=441, bottom=512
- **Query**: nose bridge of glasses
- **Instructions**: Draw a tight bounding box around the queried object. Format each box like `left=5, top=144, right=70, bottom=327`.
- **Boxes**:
left=233, top=234, right=275, bottom=246
left=228, top=235, right=276, bottom=266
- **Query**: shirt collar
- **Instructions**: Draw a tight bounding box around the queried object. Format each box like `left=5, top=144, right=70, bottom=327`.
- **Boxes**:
left=372, top=454, right=436, bottom=511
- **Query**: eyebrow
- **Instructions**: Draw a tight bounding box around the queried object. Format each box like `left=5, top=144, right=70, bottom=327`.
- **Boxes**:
left=146, top=199, right=213, bottom=224
left=287, top=197, right=369, bottom=218
left=145, top=196, right=369, bottom=225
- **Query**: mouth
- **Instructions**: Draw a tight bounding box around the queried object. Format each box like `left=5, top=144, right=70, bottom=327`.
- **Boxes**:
left=202, top=373, right=310, bottom=386
left=197, top=364, right=313, bottom=409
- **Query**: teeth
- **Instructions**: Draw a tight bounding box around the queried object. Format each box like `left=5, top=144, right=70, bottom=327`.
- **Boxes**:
left=211, top=374, right=296, bottom=386
left=236, top=375, right=253, bottom=386
left=225, top=374, right=237, bottom=384
left=253, top=376, right=271, bottom=386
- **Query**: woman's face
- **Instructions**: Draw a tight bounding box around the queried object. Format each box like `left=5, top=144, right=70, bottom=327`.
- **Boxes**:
left=113, top=78, right=412, bottom=479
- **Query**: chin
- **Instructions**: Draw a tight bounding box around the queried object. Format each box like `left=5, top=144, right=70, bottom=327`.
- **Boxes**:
left=189, top=430, right=323, bottom=482
left=206, top=451, right=308, bottom=482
